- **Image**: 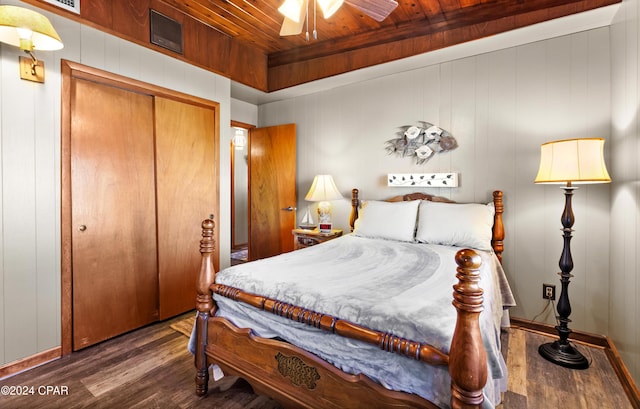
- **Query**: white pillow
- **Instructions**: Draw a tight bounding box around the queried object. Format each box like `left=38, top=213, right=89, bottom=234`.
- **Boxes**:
left=415, top=200, right=495, bottom=250
left=353, top=200, right=420, bottom=242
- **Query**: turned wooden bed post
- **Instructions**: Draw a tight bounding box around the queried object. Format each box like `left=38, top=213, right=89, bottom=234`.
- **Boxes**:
left=349, top=188, right=359, bottom=232
left=449, top=249, right=488, bottom=409
left=195, top=219, right=216, bottom=396
left=491, top=190, right=504, bottom=263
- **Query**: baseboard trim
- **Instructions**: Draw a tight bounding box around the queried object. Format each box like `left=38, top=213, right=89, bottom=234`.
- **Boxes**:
left=0, top=347, right=61, bottom=380
left=511, top=317, right=640, bottom=409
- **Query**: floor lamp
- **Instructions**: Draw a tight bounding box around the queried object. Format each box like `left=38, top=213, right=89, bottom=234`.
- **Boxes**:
left=534, top=138, right=611, bottom=369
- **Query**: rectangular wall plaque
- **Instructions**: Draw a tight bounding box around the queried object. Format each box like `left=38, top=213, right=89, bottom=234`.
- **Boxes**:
left=387, top=173, right=458, bottom=187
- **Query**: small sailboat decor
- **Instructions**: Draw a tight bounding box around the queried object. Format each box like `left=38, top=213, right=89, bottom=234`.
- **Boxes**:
left=299, top=206, right=316, bottom=230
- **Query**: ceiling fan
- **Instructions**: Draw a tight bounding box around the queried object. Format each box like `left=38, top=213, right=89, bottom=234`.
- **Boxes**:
left=278, top=0, right=398, bottom=39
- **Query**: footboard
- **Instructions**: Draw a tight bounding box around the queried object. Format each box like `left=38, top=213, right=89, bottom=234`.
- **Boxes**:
left=194, top=219, right=489, bottom=408
left=206, top=318, right=440, bottom=408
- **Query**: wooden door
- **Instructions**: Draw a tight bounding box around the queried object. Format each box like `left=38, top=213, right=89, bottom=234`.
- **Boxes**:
left=248, top=124, right=297, bottom=260
left=70, top=78, right=159, bottom=350
left=155, top=97, right=217, bottom=319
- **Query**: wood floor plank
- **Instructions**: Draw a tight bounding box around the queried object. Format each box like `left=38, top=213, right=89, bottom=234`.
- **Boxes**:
left=81, top=332, right=186, bottom=397
left=506, top=327, right=528, bottom=396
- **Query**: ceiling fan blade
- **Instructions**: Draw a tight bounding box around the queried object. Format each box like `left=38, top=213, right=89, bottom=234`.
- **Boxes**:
left=346, top=0, right=398, bottom=22
left=279, top=0, right=308, bottom=36
left=280, top=16, right=305, bottom=36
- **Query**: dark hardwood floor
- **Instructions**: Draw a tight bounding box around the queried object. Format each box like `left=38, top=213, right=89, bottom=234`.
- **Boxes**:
left=0, top=312, right=633, bottom=408
left=0, top=313, right=280, bottom=409
left=499, top=327, right=632, bottom=408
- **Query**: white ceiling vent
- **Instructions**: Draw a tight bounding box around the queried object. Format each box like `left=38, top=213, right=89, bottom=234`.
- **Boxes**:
left=42, top=0, right=80, bottom=14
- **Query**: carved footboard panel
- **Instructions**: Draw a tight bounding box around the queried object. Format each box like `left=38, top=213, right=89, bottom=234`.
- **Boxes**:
left=206, top=317, right=439, bottom=408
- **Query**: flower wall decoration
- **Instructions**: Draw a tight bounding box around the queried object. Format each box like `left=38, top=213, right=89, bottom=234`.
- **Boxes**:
left=385, top=122, right=458, bottom=164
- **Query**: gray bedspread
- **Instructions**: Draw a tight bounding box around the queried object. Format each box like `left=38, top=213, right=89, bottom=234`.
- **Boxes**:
left=205, top=234, right=515, bottom=408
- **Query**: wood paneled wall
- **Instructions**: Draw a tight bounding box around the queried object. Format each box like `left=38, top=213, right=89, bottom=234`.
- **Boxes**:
left=610, top=0, right=640, bottom=388
left=0, top=0, right=232, bottom=368
left=259, top=27, right=613, bottom=342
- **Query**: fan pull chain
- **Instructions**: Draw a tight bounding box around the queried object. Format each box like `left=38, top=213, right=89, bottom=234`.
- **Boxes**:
left=305, top=0, right=310, bottom=41
left=313, top=0, right=318, bottom=40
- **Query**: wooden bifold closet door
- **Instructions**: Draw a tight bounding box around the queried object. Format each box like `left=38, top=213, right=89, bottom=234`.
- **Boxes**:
left=66, top=63, right=219, bottom=351
left=71, top=78, right=159, bottom=350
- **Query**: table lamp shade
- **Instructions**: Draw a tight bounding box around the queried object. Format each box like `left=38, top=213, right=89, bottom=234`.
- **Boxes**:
left=535, top=138, right=611, bottom=185
left=305, top=175, right=343, bottom=201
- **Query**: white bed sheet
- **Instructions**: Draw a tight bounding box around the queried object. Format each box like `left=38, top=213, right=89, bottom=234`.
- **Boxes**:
left=210, top=234, right=515, bottom=408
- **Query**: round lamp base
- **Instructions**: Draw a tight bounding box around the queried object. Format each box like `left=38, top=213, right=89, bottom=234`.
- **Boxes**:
left=538, top=341, right=589, bottom=370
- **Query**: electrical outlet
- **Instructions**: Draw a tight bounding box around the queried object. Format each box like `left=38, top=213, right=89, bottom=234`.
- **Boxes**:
left=543, top=284, right=556, bottom=300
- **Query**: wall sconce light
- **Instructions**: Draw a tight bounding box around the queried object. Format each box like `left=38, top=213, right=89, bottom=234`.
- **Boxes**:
left=0, top=5, right=64, bottom=83
left=232, top=128, right=247, bottom=150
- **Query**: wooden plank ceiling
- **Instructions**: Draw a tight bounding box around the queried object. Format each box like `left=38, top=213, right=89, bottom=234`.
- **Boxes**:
left=157, top=0, right=622, bottom=90
left=28, top=0, right=620, bottom=92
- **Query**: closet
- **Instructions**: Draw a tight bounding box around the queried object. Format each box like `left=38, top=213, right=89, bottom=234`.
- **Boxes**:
left=62, top=61, right=219, bottom=351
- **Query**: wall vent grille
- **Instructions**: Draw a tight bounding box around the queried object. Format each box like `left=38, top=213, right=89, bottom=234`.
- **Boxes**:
left=42, top=0, right=80, bottom=14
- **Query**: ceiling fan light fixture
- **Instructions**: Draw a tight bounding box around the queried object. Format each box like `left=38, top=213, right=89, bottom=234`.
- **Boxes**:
left=318, top=0, right=344, bottom=18
left=278, top=0, right=305, bottom=23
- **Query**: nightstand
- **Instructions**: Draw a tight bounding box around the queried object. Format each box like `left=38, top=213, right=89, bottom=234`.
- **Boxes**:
left=292, top=228, right=343, bottom=250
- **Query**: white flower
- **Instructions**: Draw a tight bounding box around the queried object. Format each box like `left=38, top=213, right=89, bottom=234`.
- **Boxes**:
left=415, top=144, right=434, bottom=159
left=404, top=126, right=421, bottom=140
left=425, top=126, right=443, bottom=140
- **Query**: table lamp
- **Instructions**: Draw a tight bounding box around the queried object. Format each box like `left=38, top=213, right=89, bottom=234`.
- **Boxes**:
left=305, top=175, right=343, bottom=233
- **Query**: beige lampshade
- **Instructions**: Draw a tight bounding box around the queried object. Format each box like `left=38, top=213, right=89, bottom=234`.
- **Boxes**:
left=0, top=5, right=63, bottom=52
left=534, top=138, right=611, bottom=185
left=305, top=175, right=343, bottom=201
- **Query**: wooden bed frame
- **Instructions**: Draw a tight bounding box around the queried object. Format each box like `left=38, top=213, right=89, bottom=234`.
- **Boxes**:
left=195, top=190, right=505, bottom=408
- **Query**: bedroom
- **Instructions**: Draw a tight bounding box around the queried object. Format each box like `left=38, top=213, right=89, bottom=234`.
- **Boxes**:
left=0, top=0, right=638, bottom=406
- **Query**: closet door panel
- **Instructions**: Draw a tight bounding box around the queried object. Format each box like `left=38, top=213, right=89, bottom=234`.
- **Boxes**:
left=71, top=78, right=158, bottom=350
left=155, top=97, right=217, bottom=319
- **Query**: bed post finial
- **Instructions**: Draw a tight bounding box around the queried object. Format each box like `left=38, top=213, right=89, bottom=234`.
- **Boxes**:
left=449, top=249, right=487, bottom=409
left=491, top=191, right=504, bottom=263
left=195, top=218, right=216, bottom=396
left=350, top=188, right=359, bottom=232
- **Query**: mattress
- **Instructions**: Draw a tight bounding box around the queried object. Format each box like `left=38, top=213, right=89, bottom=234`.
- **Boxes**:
left=205, top=234, right=515, bottom=408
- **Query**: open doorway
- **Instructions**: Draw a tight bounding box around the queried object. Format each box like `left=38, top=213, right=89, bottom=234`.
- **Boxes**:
left=230, top=121, right=251, bottom=264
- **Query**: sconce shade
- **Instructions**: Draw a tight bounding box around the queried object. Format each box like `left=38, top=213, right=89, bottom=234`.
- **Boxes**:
left=305, top=175, right=343, bottom=202
left=0, top=5, right=63, bottom=51
left=534, top=138, right=611, bottom=185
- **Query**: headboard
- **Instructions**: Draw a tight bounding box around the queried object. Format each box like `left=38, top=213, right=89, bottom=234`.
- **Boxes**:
left=349, top=189, right=505, bottom=263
